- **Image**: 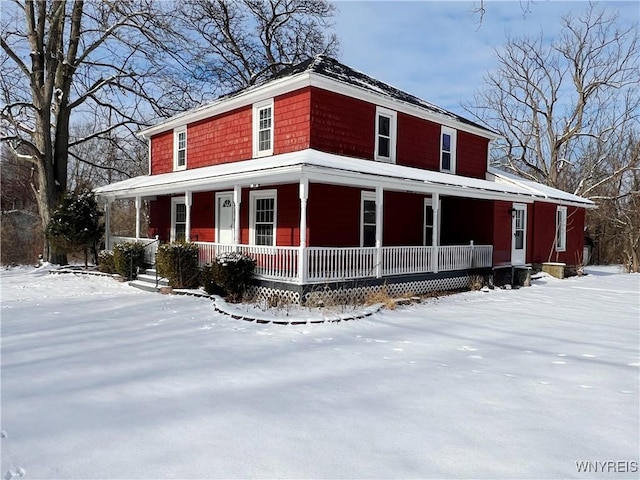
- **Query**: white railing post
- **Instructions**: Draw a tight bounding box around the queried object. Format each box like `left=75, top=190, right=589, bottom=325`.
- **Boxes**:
left=298, top=178, right=309, bottom=284
left=431, top=193, right=440, bottom=273
left=135, top=196, right=142, bottom=240
left=233, top=185, right=242, bottom=250
left=184, top=191, right=192, bottom=242
left=470, top=240, right=475, bottom=268
left=104, top=198, right=112, bottom=250
left=375, top=185, right=383, bottom=278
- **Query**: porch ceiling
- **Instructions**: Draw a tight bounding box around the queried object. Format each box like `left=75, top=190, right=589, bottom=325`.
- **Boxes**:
left=94, top=149, right=580, bottom=205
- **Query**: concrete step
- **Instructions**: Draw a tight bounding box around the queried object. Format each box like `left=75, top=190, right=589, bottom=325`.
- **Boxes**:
left=136, top=273, right=169, bottom=287
left=129, top=279, right=164, bottom=293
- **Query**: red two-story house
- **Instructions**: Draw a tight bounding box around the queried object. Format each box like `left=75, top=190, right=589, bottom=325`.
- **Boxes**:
left=95, top=56, right=594, bottom=303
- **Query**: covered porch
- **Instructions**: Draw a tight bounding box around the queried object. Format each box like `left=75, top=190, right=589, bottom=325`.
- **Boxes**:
left=96, top=149, right=538, bottom=287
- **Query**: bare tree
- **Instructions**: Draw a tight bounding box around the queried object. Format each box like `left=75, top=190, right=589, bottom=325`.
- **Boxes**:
left=168, top=0, right=339, bottom=104
left=465, top=3, right=639, bottom=268
left=0, top=0, right=178, bottom=263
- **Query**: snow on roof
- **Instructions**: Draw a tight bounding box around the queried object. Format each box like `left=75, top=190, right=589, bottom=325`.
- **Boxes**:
left=487, top=167, right=595, bottom=208
left=139, top=56, right=496, bottom=138
left=95, top=149, right=542, bottom=202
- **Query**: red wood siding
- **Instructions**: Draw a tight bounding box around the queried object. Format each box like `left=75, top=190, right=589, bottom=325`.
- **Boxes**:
left=191, top=192, right=214, bottom=242
left=383, top=191, right=424, bottom=246
left=309, top=87, right=375, bottom=159
left=308, top=183, right=362, bottom=246
left=492, top=201, right=513, bottom=265
left=188, top=107, right=252, bottom=168
left=456, top=131, right=489, bottom=179
left=148, top=196, right=171, bottom=242
left=274, top=88, right=311, bottom=155
left=441, top=198, right=494, bottom=246
left=531, top=202, right=584, bottom=265
left=396, top=114, right=440, bottom=170
left=150, top=131, right=173, bottom=175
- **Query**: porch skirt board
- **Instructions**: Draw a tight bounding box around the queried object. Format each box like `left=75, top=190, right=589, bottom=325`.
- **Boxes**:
left=246, top=270, right=489, bottom=306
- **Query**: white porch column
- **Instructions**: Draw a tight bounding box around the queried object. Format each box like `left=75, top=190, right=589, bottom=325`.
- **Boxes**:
left=375, top=185, right=384, bottom=278
left=432, top=193, right=440, bottom=273
left=185, top=191, right=192, bottom=242
left=134, top=196, right=142, bottom=240
left=233, top=185, right=242, bottom=248
left=104, top=198, right=112, bottom=250
left=298, top=178, right=309, bottom=284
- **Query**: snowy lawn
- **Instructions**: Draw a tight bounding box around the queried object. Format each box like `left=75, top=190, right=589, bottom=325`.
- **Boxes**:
left=1, top=266, right=638, bottom=479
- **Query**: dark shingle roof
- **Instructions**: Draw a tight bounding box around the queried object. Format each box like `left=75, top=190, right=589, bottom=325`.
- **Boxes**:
left=224, top=55, right=496, bottom=135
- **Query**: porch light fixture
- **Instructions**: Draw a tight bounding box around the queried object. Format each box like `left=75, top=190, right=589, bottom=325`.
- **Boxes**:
left=508, top=208, right=517, bottom=217
left=250, top=183, right=260, bottom=188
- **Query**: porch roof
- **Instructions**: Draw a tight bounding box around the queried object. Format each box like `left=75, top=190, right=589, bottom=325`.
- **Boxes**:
left=94, top=149, right=591, bottom=207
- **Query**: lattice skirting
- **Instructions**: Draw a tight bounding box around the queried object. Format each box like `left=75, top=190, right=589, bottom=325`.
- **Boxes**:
left=246, top=275, right=474, bottom=306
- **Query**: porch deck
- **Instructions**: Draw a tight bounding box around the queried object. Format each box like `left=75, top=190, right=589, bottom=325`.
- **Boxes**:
left=109, top=236, right=492, bottom=285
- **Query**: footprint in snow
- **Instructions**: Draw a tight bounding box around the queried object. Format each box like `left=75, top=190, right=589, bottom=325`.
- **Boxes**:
left=503, top=373, right=517, bottom=378
left=393, top=348, right=404, bottom=352
left=538, top=381, right=550, bottom=385
left=458, top=346, right=477, bottom=352
left=581, top=354, right=595, bottom=358
left=552, top=361, right=567, bottom=365
left=468, top=355, right=483, bottom=360
left=4, top=468, right=25, bottom=480
left=579, top=385, right=593, bottom=389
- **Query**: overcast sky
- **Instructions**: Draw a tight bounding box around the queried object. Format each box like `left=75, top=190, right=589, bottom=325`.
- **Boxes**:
left=331, top=1, right=639, bottom=116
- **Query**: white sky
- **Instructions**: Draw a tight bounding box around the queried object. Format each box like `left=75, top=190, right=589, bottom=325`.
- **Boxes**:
left=332, top=1, right=640, bottom=115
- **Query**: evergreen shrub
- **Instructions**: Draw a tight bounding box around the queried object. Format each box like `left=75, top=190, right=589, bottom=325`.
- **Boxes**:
left=113, top=241, right=146, bottom=280
left=203, top=252, right=256, bottom=302
left=156, top=242, right=200, bottom=289
left=98, top=250, right=116, bottom=274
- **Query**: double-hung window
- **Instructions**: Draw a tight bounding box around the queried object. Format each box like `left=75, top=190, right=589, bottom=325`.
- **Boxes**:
left=556, top=206, right=567, bottom=252
left=171, top=198, right=187, bottom=242
left=361, top=191, right=377, bottom=247
left=440, top=126, right=456, bottom=173
left=250, top=190, right=277, bottom=246
left=174, top=127, right=187, bottom=171
left=253, top=99, right=274, bottom=157
left=375, top=106, right=397, bottom=163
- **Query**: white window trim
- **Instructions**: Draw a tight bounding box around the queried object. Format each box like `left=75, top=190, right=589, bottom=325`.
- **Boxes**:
left=253, top=98, right=274, bottom=158
left=556, top=206, right=567, bottom=252
left=374, top=106, right=397, bottom=163
left=360, top=191, right=377, bottom=247
left=440, top=125, right=457, bottom=173
left=249, top=189, right=277, bottom=246
left=173, top=126, right=187, bottom=171
left=170, top=197, right=186, bottom=243
left=423, top=198, right=441, bottom=246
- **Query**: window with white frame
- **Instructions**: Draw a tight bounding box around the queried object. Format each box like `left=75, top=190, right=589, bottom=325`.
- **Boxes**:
left=361, top=191, right=377, bottom=247
left=424, top=199, right=434, bottom=247
left=375, top=106, right=397, bottom=163
left=556, top=206, right=567, bottom=252
left=253, top=99, right=274, bottom=157
left=440, top=126, right=457, bottom=173
left=250, top=190, right=277, bottom=246
left=171, top=198, right=187, bottom=242
left=174, top=127, right=187, bottom=171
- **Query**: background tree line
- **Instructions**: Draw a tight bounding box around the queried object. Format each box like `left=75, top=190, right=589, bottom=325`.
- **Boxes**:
left=1, top=1, right=637, bottom=270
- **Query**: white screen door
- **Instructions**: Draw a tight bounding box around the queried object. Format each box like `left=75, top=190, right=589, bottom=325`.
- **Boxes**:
left=511, top=203, right=527, bottom=265
left=215, top=192, right=234, bottom=244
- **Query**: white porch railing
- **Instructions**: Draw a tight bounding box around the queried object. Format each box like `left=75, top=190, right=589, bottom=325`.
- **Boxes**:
left=109, top=238, right=492, bottom=284
left=109, top=236, right=159, bottom=265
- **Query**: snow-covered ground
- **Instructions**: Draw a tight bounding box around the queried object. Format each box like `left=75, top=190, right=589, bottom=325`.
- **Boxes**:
left=1, top=265, right=638, bottom=479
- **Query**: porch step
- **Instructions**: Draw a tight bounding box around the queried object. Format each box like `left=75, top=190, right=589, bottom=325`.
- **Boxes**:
left=129, top=269, right=170, bottom=293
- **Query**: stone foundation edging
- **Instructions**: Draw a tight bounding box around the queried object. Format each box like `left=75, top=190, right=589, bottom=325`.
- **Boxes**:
left=210, top=294, right=383, bottom=325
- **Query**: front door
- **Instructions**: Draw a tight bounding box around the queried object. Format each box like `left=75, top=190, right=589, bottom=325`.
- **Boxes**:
left=215, top=192, right=234, bottom=244
left=511, top=203, right=527, bottom=265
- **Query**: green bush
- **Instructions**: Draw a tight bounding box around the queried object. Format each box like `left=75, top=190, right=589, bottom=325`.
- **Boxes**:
left=200, top=264, right=226, bottom=296
left=113, top=241, right=146, bottom=280
left=156, top=242, right=200, bottom=289
left=205, top=252, right=256, bottom=302
left=97, top=250, right=116, bottom=274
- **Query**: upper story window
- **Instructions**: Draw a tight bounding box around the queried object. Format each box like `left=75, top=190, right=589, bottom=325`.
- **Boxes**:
left=375, top=106, right=397, bottom=163
left=253, top=99, right=274, bottom=157
left=556, top=206, right=567, bottom=252
left=440, top=126, right=457, bottom=173
left=174, top=127, right=187, bottom=171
